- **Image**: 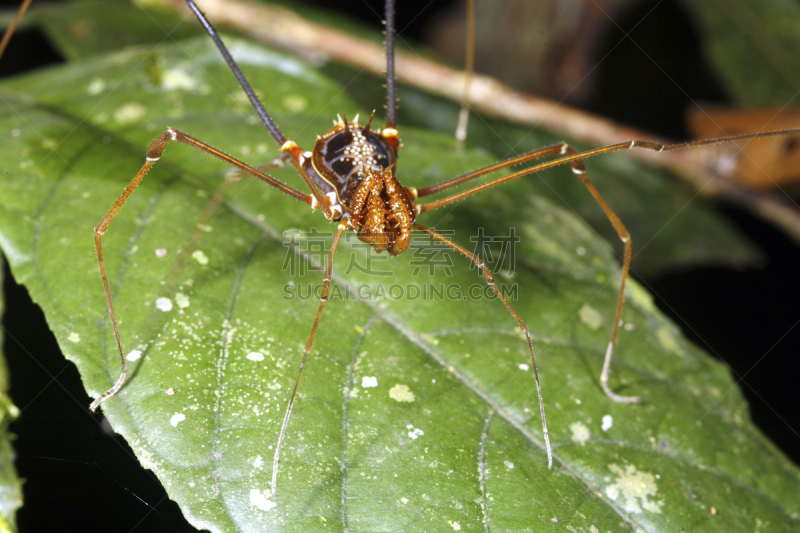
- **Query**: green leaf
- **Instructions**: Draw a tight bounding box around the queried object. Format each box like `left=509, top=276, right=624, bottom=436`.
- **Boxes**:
left=1, top=29, right=799, bottom=533
left=677, top=0, right=800, bottom=106
left=0, top=262, right=22, bottom=533
left=3, top=0, right=202, bottom=61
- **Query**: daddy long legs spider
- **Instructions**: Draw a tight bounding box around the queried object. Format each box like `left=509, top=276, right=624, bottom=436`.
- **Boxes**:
left=2, top=0, right=800, bottom=530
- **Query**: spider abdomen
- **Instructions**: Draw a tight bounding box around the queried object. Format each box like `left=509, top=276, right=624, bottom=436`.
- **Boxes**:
left=351, top=168, right=415, bottom=256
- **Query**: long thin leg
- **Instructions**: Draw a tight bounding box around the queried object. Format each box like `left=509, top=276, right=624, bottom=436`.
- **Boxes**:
left=413, top=130, right=800, bottom=402
left=455, top=0, right=475, bottom=148
left=417, top=130, right=800, bottom=210
left=419, top=141, right=641, bottom=404
left=272, top=222, right=347, bottom=498
left=564, top=146, right=638, bottom=404
left=184, top=0, right=333, bottom=219
left=90, top=128, right=314, bottom=412
left=417, top=143, right=567, bottom=198
left=185, top=0, right=283, bottom=146
left=0, top=0, right=32, bottom=60
left=384, top=0, right=397, bottom=129
left=414, top=222, right=552, bottom=468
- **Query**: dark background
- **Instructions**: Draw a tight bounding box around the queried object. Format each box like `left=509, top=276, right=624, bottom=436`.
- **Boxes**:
left=1, top=0, right=798, bottom=531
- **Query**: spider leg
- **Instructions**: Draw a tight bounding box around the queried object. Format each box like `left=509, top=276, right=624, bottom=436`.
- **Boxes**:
left=90, top=128, right=314, bottom=412
left=0, top=0, right=32, bottom=60
left=415, top=128, right=800, bottom=402
left=564, top=145, right=638, bottom=404
left=184, top=0, right=334, bottom=219
left=416, top=143, right=567, bottom=198
left=272, top=223, right=347, bottom=498
left=418, top=128, right=800, bottom=208
left=414, top=222, right=553, bottom=467
left=384, top=0, right=397, bottom=129
left=454, top=0, right=475, bottom=148
left=417, top=140, right=642, bottom=404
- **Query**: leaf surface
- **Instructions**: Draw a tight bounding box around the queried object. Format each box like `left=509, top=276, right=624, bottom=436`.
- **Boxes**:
left=0, top=263, right=22, bottom=533
left=0, top=28, right=798, bottom=533
left=677, top=0, right=800, bottom=107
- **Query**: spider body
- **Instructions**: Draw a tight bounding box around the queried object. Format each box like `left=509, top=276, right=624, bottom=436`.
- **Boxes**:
left=301, top=114, right=414, bottom=255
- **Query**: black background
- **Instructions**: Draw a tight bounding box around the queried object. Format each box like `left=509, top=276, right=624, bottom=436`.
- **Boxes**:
left=1, top=1, right=798, bottom=531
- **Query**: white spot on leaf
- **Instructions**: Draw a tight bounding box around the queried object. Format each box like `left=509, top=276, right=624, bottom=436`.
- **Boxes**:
left=162, top=68, right=198, bottom=91
left=192, top=250, right=209, bottom=265
left=282, top=94, right=308, bottom=112
left=170, top=413, right=186, bottom=427
left=656, top=326, right=683, bottom=357
left=249, top=489, right=276, bottom=511
left=127, top=350, right=142, bottom=362
left=156, top=297, right=172, bottom=312
left=389, top=384, right=415, bottom=402
left=361, top=376, right=378, bottom=388
left=67, top=332, right=80, bottom=343
left=406, top=424, right=424, bottom=440
left=570, top=421, right=590, bottom=445
left=579, top=303, right=604, bottom=330
left=114, top=102, right=146, bottom=124
left=175, top=293, right=190, bottom=309
left=602, top=414, right=613, bottom=432
left=87, top=78, right=106, bottom=95
left=246, top=352, right=265, bottom=362
left=605, top=464, right=663, bottom=514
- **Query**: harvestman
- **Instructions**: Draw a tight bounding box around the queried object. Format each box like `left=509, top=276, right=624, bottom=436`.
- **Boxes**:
left=5, top=0, right=791, bottom=498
